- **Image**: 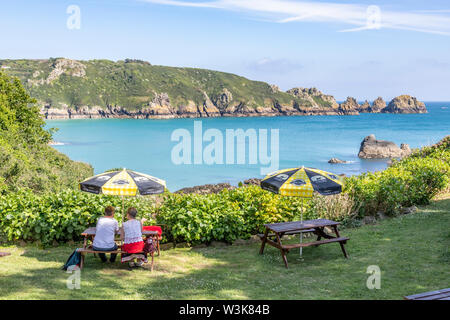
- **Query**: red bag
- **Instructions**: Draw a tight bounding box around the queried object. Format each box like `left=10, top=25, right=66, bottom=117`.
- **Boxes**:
left=143, top=226, right=162, bottom=236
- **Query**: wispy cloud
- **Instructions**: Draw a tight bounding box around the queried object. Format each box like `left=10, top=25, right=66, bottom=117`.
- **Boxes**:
left=140, top=0, right=450, bottom=36
left=248, top=57, right=303, bottom=73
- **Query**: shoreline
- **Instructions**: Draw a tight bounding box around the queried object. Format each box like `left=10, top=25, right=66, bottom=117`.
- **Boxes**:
left=42, top=109, right=428, bottom=121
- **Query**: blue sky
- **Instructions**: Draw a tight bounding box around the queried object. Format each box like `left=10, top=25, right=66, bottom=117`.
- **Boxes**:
left=1, top=0, right=449, bottom=100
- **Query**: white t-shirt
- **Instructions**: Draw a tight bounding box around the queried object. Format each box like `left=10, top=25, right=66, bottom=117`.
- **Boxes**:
left=123, top=219, right=143, bottom=244
left=93, top=217, right=119, bottom=249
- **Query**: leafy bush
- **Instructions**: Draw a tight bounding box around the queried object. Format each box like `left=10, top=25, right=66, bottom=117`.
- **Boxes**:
left=307, top=193, right=358, bottom=224
left=157, top=186, right=306, bottom=244
left=344, top=137, right=450, bottom=217
left=0, top=190, right=156, bottom=245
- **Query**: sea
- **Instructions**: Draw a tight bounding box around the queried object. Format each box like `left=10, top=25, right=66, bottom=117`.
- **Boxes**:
left=47, top=102, right=450, bottom=191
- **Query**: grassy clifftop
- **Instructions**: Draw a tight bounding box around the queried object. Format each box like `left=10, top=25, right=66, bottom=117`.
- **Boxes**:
left=0, top=58, right=300, bottom=107
left=0, top=58, right=346, bottom=118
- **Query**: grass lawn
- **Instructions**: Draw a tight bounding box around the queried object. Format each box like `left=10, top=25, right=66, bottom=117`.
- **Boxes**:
left=1, top=195, right=449, bottom=300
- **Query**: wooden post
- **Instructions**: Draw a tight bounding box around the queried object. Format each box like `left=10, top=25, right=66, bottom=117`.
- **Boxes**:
left=259, top=228, right=269, bottom=255
left=332, top=225, right=348, bottom=258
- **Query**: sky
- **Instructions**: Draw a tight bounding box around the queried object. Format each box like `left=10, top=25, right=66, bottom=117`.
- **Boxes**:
left=1, top=0, right=450, bottom=101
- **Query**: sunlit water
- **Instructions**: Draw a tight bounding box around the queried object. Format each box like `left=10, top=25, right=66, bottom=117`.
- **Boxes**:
left=47, top=102, right=450, bottom=191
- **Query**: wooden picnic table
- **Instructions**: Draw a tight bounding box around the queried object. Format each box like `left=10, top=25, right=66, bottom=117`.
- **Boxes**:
left=80, top=227, right=158, bottom=249
left=258, top=218, right=349, bottom=268
left=404, top=288, right=450, bottom=300
left=78, top=227, right=159, bottom=270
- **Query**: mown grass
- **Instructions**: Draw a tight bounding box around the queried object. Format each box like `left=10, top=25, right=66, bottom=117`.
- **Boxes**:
left=1, top=195, right=448, bottom=300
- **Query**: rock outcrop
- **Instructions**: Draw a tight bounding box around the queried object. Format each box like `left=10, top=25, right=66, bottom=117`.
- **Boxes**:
left=338, top=97, right=360, bottom=115
left=358, top=134, right=412, bottom=159
left=372, top=97, right=386, bottom=113
left=287, top=87, right=339, bottom=109
left=357, top=97, right=386, bottom=113
left=176, top=183, right=234, bottom=195
left=328, top=158, right=348, bottom=164
left=382, top=95, right=427, bottom=114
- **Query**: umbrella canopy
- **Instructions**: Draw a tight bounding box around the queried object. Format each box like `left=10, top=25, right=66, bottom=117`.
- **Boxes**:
left=80, top=168, right=166, bottom=196
left=260, top=166, right=343, bottom=258
left=261, top=166, right=343, bottom=198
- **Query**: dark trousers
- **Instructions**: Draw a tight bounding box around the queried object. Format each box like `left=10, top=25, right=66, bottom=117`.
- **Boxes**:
left=93, top=244, right=118, bottom=262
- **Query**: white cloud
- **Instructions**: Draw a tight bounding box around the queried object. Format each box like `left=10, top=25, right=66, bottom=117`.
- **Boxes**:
left=140, top=0, right=450, bottom=36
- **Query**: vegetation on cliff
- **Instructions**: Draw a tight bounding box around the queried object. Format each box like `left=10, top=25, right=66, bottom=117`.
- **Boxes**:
left=1, top=58, right=425, bottom=119
left=1, top=58, right=323, bottom=116
left=0, top=71, right=93, bottom=194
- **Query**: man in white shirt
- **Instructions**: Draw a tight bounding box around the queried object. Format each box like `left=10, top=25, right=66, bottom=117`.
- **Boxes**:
left=92, top=206, right=119, bottom=263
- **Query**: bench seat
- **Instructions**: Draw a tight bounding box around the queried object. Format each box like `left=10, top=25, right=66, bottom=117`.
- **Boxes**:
left=257, top=229, right=315, bottom=239
left=77, top=248, right=122, bottom=254
left=77, top=248, right=154, bottom=271
left=282, top=237, right=349, bottom=250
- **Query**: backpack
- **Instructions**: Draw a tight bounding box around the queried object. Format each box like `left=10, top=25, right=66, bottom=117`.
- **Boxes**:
left=62, top=249, right=82, bottom=271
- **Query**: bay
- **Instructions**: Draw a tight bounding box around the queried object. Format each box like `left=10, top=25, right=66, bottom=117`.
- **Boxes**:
left=47, top=102, right=450, bottom=191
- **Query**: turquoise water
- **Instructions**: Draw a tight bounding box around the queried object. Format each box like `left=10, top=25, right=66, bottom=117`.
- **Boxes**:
left=47, top=102, right=450, bottom=191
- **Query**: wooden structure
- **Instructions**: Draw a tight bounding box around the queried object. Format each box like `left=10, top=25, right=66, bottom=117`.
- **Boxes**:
left=78, top=227, right=159, bottom=271
left=404, top=288, right=450, bottom=300
left=259, top=219, right=349, bottom=268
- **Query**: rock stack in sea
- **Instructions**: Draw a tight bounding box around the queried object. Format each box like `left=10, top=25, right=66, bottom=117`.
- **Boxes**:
left=382, top=95, right=427, bottom=114
left=358, top=134, right=412, bottom=159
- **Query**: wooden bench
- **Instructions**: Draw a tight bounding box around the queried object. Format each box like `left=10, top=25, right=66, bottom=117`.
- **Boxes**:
left=256, top=229, right=315, bottom=239
left=404, top=288, right=450, bottom=300
left=77, top=247, right=154, bottom=271
left=79, top=227, right=159, bottom=271
left=0, top=252, right=11, bottom=258
left=259, top=219, right=349, bottom=268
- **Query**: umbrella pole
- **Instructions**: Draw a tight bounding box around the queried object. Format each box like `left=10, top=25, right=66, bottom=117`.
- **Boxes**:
left=122, top=195, right=124, bottom=224
left=300, top=198, right=304, bottom=257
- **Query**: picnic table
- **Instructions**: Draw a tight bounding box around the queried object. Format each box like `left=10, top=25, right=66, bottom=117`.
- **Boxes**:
left=258, top=219, right=349, bottom=268
left=78, top=227, right=159, bottom=270
left=404, top=288, right=450, bottom=300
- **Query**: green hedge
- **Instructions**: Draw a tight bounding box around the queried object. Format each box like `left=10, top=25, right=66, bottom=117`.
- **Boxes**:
left=0, top=190, right=156, bottom=245
left=157, top=186, right=305, bottom=244
left=344, top=137, right=450, bottom=217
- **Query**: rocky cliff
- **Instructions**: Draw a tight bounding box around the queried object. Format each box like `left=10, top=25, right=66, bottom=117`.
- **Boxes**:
left=0, top=58, right=428, bottom=119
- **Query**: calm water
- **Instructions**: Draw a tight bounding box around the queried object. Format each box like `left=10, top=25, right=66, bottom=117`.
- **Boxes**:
left=47, top=102, right=450, bottom=191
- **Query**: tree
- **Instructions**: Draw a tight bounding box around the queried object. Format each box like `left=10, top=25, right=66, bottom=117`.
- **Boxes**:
left=0, top=71, right=51, bottom=144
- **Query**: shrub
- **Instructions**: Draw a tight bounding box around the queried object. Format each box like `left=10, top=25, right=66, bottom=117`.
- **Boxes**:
left=157, top=186, right=307, bottom=244
left=0, top=190, right=156, bottom=246
left=344, top=137, right=450, bottom=217
left=307, top=193, right=358, bottom=223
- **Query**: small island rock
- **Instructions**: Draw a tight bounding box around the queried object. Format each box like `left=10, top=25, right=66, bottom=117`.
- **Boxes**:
left=358, top=134, right=412, bottom=159
left=328, top=158, right=348, bottom=164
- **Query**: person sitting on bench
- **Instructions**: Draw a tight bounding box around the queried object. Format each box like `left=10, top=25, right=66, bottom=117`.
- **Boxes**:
left=92, top=206, right=119, bottom=263
left=120, top=207, right=147, bottom=267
